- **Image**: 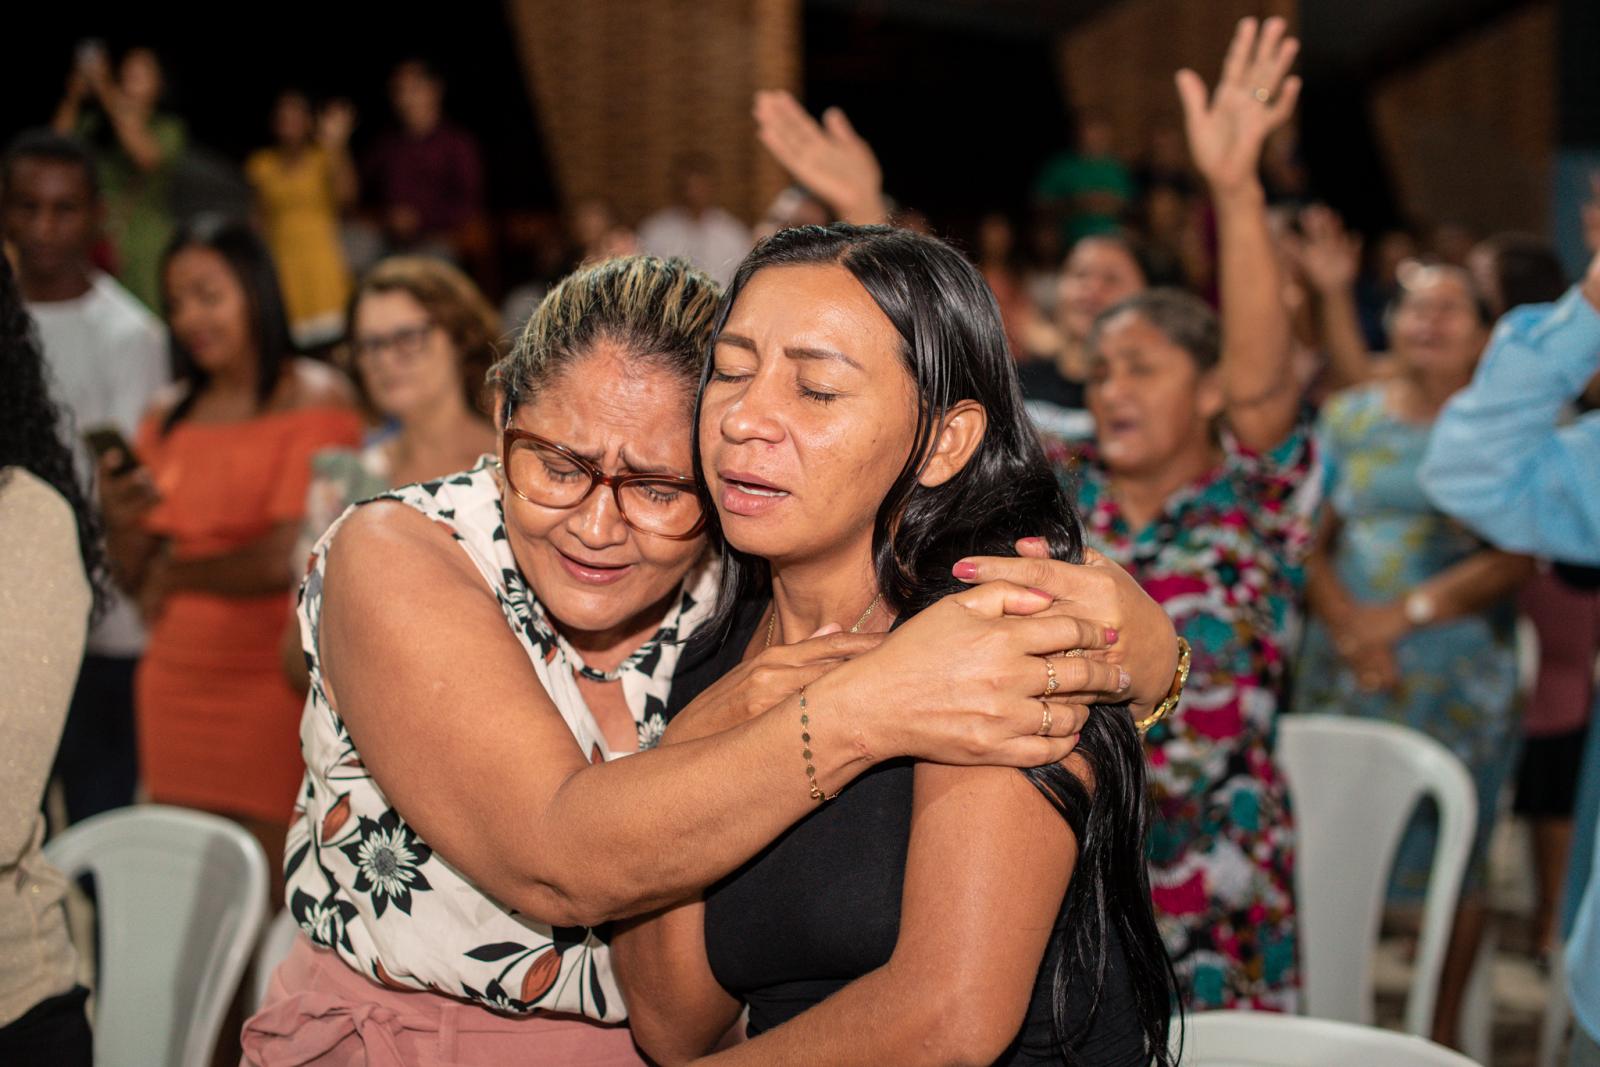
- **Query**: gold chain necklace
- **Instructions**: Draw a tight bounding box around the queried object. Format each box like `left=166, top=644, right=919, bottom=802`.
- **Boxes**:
left=765, top=592, right=883, bottom=649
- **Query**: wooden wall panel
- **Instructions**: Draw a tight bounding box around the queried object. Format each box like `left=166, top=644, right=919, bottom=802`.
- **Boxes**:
left=506, top=0, right=800, bottom=224
left=1370, top=2, right=1555, bottom=235
left=1056, top=0, right=1298, bottom=159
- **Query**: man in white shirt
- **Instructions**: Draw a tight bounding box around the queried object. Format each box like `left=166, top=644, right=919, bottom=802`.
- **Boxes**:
left=3, top=129, right=167, bottom=825
left=637, top=153, right=752, bottom=288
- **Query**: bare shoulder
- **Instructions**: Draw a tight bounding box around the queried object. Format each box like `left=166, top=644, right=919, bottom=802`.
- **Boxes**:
left=914, top=759, right=1060, bottom=814
left=323, top=500, right=482, bottom=600
left=283, top=357, right=359, bottom=411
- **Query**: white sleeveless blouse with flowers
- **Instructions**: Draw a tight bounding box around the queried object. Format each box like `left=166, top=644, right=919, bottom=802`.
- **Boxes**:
left=283, top=458, right=717, bottom=1020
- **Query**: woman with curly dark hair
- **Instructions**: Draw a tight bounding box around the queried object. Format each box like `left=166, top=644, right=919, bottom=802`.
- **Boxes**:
left=0, top=252, right=98, bottom=1064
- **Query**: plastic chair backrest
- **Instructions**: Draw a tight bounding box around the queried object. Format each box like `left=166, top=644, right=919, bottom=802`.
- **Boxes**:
left=253, top=909, right=301, bottom=1009
left=1176, top=1010, right=1482, bottom=1066
left=1276, top=714, right=1476, bottom=1036
left=45, top=805, right=268, bottom=1067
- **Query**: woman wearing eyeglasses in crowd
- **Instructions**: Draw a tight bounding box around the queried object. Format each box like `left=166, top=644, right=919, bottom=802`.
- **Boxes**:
left=278, top=256, right=498, bottom=692
left=243, top=253, right=1181, bottom=1064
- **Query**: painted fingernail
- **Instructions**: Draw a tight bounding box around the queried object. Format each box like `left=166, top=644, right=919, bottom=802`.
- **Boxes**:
left=1105, top=628, right=1119, bottom=644
left=952, top=561, right=977, bottom=579
left=1118, top=670, right=1132, bottom=691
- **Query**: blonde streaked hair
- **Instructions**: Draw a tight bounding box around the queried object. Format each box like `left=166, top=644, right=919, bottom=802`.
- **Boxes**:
left=491, top=254, right=722, bottom=422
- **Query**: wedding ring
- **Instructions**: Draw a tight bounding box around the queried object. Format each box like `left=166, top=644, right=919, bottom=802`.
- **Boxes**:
left=1043, top=657, right=1059, bottom=696
left=1060, top=648, right=1086, bottom=658
left=1253, top=87, right=1272, bottom=103
left=1037, top=700, right=1053, bottom=736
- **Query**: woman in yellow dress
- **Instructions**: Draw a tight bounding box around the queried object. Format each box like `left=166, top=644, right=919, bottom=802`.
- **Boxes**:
left=247, top=90, right=357, bottom=347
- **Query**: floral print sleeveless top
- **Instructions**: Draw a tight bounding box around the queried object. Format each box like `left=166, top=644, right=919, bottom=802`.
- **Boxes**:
left=1048, top=429, right=1322, bottom=1013
left=283, top=457, right=717, bottom=1020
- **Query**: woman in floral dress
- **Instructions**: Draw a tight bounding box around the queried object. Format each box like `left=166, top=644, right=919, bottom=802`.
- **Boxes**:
left=1049, top=16, right=1317, bottom=1011
left=1294, top=263, right=1533, bottom=1044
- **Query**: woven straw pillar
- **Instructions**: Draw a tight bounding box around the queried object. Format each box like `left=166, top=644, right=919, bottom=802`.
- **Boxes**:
left=1370, top=2, right=1554, bottom=234
left=1056, top=0, right=1299, bottom=159
left=507, top=0, right=800, bottom=225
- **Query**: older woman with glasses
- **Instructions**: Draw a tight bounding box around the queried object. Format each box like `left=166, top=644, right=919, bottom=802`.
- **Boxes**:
left=244, top=253, right=1183, bottom=1064
left=279, top=256, right=498, bottom=692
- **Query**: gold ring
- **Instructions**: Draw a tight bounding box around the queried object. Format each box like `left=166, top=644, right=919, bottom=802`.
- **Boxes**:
left=1060, top=648, right=1086, bottom=658
left=1253, top=87, right=1272, bottom=103
left=1043, top=657, right=1059, bottom=695
left=1037, top=700, right=1053, bottom=736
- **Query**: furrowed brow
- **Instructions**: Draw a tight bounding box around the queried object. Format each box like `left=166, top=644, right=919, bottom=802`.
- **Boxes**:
left=784, top=345, right=863, bottom=371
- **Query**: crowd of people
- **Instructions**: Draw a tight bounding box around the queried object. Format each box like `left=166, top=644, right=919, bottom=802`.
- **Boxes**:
left=3, top=16, right=1599, bottom=1067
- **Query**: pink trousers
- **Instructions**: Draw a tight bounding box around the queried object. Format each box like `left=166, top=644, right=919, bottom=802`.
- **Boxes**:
left=241, top=934, right=647, bottom=1066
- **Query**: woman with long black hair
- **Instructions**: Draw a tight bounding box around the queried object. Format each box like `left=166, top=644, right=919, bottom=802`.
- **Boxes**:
left=97, top=215, right=362, bottom=901
left=0, top=253, right=100, bottom=1064
left=614, top=222, right=1179, bottom=1066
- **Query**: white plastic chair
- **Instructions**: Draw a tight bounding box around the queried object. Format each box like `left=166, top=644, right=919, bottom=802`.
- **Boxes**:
left=252, top=908, right=302, bottom=1009
left=1276, top=714, right=1476, bottom=1036
left=1176, top=1010, right=1482, bottom=1066
left=46, top=805, right=269, bottom=1067
left=1538, top=945, right=1572, bottom=1067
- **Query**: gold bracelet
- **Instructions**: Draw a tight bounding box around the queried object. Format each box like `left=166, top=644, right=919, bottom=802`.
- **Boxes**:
left=798, top=687, right=840, bottom=802
left=1135, top=637, right=1191, bottom=736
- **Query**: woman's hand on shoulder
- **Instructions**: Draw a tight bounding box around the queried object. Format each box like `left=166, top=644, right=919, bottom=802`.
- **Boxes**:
left=811, top=581, right=1122, bottom=770
left=666, top=625, right=884, bottom=746
left=951, top=538, right=1179, bottom=716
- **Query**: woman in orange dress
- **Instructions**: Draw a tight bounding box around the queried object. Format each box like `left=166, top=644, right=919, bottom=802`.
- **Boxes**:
left=99, top=216, right=362, bottom=900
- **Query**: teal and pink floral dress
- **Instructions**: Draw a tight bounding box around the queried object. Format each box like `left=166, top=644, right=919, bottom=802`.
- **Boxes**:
left=1049, top=429, right=1322, bottom=1012
left=1292, top=383, right=1520, bottom=901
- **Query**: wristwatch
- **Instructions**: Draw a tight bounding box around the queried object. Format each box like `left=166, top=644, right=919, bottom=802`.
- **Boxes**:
left=1403, top=590, right=1437, bottom=628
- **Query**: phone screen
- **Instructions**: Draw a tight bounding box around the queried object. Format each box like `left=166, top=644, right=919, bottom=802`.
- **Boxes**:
left=82, top=426, right=141, bottom=476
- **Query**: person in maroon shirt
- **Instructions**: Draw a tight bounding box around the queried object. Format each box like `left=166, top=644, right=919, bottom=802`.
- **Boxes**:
left=363, top=59, right=485, bottom=263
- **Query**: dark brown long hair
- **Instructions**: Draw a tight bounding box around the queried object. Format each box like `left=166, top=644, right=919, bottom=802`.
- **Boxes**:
left=695, top=224, right=1178, bottom=1064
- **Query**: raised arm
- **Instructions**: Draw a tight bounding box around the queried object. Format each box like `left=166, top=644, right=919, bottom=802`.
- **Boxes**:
left=1178, top=16, right=1303, bottom=452
left=319, top=505, right=1115, bottom=928
left=1294, top=204, right=1377, bottom=388
left=1419, top=252, right=1600, bottom=564
left=753, top=91, right=890, bottom=227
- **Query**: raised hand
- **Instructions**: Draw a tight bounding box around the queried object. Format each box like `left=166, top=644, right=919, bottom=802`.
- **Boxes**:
left=752, top=89, right=887, bottom=226
left=1176, top=16, right=1302, bottom=197
left=1296, top=204, right=1362, bottom=293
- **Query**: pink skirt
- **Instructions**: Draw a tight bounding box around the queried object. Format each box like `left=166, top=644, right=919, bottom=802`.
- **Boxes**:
left=241, top=934, right=647, bottom=1066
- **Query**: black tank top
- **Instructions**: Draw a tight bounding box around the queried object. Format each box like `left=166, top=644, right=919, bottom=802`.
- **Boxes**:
left=667, top=598, right=1148, bottom=1065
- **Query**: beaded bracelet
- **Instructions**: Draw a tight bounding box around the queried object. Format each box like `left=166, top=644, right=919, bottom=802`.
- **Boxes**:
left=798, top=686, right=841, bottom=802
left=1134, top=637, right=1191, bottom=736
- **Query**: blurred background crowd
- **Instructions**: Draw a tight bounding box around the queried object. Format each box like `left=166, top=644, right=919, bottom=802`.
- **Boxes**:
left=3, top=2, right=1599, bottom=1065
